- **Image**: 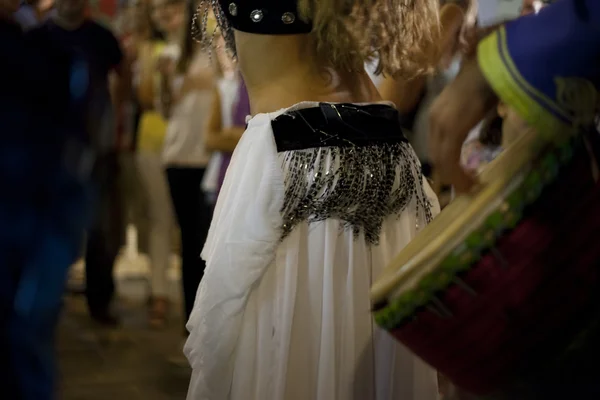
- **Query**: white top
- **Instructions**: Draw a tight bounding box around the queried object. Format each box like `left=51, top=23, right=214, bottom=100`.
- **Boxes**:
left=161, top=48, right=212, bottom=167
left=185, top=102, right=441, bottom=400
left=162, top=88, right=212, bottom=167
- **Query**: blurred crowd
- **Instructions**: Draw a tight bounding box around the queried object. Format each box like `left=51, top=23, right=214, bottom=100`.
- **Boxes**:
left=1, top=0, right=249, bottom=395
left=5, top=0, right=250, bottom=329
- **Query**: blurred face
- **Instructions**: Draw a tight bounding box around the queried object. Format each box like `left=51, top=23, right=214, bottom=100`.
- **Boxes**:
left=55, top=0, right=87, bottom=20
left=498, top=102, right=530, bottom=148
left=521, top=0, right=545, bottom=16
left=37, top=0, right=54, bottom=12
left=129, top=0, right=150, bottom=34
left=151, top=0, right=184, bottom=35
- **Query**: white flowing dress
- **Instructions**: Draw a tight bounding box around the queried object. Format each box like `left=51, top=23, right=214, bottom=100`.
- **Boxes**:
left=185, top=102, right=441, bottom=400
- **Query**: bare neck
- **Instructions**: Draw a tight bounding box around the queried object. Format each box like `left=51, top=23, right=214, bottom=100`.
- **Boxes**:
left=234, top=31, right=381, bottom=115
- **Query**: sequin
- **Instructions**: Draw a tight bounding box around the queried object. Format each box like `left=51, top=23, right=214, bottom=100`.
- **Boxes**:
left=281, top=12, right=295, bottom=24
left=279, top=142, right=433, bottom=244
left=250, top=9, right=263, bottom=22
left=228, top=2, right=237, bottom=16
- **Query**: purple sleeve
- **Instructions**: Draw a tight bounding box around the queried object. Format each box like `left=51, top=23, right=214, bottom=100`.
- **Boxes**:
left=217, top=79, right=250, bottom=194
left=232, top=78, right=250, bottom=127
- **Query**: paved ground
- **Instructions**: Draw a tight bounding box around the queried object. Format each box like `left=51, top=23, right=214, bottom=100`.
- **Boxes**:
left=57, top=293, right=190, bottom=400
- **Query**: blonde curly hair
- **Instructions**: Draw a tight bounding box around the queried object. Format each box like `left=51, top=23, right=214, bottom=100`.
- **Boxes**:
left=299, top=0, right=442, bottom=78
left=195, top=0, right=443, bottom=78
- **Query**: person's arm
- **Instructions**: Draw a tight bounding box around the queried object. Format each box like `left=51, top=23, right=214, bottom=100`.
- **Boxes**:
left=136, top=41, right=156, bottom=111
left=428, top=56, right=496, bottom=193
left=429, top=0, right=600, bottom=193
left=111, top=61, right=132, bottom=151
left=206, top=122, right=246, bottom=152
left=107, top=27, right=130, bottom=110
left=107, top=28, right=132, bottom=150
left=216, top=126, right=246, bottom=151
left=110, top=60, right=131, bottom=114
left=204, top=86, right=245, bottom=152
left=155, top=56, right=176, bottom=119
left=204, top=86, right=223, bottom=151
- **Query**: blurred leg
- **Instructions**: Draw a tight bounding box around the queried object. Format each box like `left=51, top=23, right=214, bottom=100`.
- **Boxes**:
left=85, top=227, right=116, bottom=317
left=136, top=152, right=174, bottom=326
left=166, top=167, right=210, bottom=325
left=119, top=152, right=149, bottom=253
left=0, top=242, right=22, bottom=399
left=8, top=215, right=82, bottom=400
left=136, top=152, right=173, bottom=298
left=85, top=154, right=123, bottom=322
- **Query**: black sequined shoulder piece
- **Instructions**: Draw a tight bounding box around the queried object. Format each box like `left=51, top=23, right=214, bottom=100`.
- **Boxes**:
left=271, top=103, right=434, bottom=244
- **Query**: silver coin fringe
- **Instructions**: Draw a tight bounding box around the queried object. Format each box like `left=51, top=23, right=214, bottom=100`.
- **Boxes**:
left=191, top=0, right=236, bottom=58
left=280, top=142, right=434, bottom=244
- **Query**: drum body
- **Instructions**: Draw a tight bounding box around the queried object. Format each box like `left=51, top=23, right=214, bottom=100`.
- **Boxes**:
left=372, top=135, right=600, bottom=396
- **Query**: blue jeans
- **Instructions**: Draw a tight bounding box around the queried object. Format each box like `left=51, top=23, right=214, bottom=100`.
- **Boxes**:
left=0, top=170, right=89, bottom=400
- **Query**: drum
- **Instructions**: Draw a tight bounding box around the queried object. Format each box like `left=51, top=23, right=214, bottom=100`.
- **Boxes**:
left=371, top=127, right=600, bottom=396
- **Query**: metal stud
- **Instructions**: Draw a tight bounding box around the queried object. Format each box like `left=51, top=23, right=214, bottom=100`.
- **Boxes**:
left=250, top=9, right=263, bottom=22
left=281, top=12, right=295, bottom=24
left=228, top=2, right=237, bottom=16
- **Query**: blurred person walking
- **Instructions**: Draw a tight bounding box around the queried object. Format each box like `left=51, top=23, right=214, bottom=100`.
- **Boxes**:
left=133, top=0, right=185, bottom=327
left=1, top=1, right=91, bottom=397
left=113, top=0, right=164, bottom=262
left=28, top=0, right=131, bottom=325
left=157, top=0, right=214, bottom=332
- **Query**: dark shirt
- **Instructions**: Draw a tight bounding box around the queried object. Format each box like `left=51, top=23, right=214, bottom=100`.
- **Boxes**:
left=0, top=19, right=75, bottom=190
left=28, top=19, right=123, bottom=153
